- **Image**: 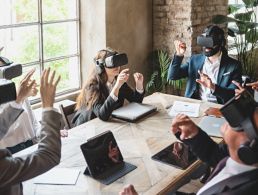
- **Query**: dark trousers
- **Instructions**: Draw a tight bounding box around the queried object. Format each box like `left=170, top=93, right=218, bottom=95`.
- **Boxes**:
left=7, top=139, right=33, bottom=154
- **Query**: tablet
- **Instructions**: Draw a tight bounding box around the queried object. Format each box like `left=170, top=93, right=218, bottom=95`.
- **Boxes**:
left=151, top=142, right=197, bottom=170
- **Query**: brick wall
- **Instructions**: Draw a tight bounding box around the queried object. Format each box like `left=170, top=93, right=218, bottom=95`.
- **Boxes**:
left=153, top=0, right=228, bottom=57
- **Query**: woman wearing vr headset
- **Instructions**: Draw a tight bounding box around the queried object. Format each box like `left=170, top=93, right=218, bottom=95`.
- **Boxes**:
left=72, top=48, right=144, bottom=126
left=167, top=25, right=242, bottom=104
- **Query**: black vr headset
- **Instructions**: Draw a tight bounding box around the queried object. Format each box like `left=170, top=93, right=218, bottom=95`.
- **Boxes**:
left=95, top=50, right=128, bottom=74
left=220, top=90, right=258, bottom=165
left=0, top=56, right=22, bottom=104
left=197, top=25, right=225, bottom=48
left=197, top=25, right=225, bottom=57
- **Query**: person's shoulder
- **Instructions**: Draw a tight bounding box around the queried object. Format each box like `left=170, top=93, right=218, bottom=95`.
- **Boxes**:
left=191, top=53, right=205, bottom=59
left=222, top=53, right=240, bottom=65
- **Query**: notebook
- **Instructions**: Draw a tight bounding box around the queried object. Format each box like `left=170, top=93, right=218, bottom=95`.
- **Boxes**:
left=33, top=168, right=80, bottom=185
left=80, top=131, right=136, bottom=185
left=111, top=102, right=157, bottom=122
left=198, top=116, right=226, bottom=138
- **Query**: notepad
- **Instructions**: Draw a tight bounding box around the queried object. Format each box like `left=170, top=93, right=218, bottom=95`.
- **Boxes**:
left=33, top=168, right=80, bottom=185
left=169, top=101, right=200, bottom=117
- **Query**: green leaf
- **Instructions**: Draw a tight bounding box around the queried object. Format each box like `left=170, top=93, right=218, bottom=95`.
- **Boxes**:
left=228, top=4, right=244, bottom=14
left=212, top=15, right=238, bottom=24
left=243, top=0, right=258, bottom=7
left=246, top=28, right=258, bottom=43
left=235, top=11, right=253, bottom=22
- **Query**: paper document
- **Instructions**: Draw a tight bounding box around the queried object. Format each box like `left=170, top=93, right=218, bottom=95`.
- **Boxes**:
left=169, top=101, right=200, bottom=117
left=33, top=168, right=80, bottom=185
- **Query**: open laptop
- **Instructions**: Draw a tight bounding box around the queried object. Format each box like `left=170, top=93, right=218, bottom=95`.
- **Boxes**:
left=198, top=116, right=226, bottom=138
left=80, top=131, right=136, bottom=185
left=111, top=102, right=157, bottom=122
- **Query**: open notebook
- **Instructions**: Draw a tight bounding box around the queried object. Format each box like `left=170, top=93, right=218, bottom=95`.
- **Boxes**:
left=111, top=102, right=157, bottom=122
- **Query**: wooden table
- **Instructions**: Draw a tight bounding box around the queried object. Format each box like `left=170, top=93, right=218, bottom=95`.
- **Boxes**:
left=18, top=93, right=223, bottom=195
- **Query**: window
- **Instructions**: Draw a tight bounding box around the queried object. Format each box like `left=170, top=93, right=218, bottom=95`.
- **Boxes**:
left=0, top=0, right=80, bottom=102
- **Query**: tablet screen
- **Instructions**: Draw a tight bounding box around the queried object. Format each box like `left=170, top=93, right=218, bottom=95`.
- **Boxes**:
left=151, top=142, right=197, bottom=170
left=80, top=131, right=123, bottom=177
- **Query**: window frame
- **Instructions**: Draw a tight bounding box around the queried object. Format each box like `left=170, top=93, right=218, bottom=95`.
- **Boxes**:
left=0, top=0, right=81, bottom=104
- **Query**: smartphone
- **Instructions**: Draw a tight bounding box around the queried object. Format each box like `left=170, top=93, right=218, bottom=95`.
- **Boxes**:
left=151, top=142, right=197, bottom=170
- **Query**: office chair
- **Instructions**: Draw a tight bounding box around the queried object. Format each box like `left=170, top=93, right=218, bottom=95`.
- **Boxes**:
left=59, top=102, right=76, bottom=129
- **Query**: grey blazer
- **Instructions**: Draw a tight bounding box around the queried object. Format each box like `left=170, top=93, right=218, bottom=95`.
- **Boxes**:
left=0, top=110, right=62, bottom=195
left=0, top=104, right=24, bottom=140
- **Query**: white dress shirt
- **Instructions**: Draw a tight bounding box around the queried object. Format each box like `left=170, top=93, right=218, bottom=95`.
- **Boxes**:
left=197, top=157, right=257, bottom=195
left=199, top=53, right=222, bottom=103
left=0, top=99, right=41, bottom=148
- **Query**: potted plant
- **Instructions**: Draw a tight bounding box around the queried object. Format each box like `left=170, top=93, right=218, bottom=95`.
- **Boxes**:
left=212, top=0, right=258, bottom=81
left=146, top=49, right=184, bottom=95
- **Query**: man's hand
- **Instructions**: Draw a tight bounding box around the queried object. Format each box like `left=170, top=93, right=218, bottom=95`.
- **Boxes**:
left=246, top=81, right=258, bottom=91
left=196, top=70, right=215, bottom=91
left=119, top=184, right=138, bottom=195
left=232, top=80, right=245, bottom=96
left=40, top=68, right=61, bottom=108
left=174, top=40, right=186, bottom=56
left=133, top=72, right=144, bottom=91
left=171, top=114, right=199, bottom=140
left=16, top=69, right=36, bottom=104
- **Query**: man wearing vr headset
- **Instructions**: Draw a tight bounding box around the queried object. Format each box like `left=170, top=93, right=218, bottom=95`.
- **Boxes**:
left=120, top=91, right=258, bottom=195
left=167, top=25, right=242, bottom=104
left=72, top=48, right=144, bottom=126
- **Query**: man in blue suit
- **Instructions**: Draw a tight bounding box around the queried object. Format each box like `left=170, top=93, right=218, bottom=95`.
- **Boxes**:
left=167, top=25, right=242, bottom=104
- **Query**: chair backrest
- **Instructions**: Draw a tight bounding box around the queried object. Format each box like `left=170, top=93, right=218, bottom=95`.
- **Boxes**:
left=59, top=102, right=76, bottom=129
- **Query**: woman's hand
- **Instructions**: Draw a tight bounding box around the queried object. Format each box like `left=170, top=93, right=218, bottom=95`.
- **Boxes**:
left=133, top=72, right=144, bottom=91
left=174, top=40, right=186, bottom=56
left=114, top=68, right=130, bottom=90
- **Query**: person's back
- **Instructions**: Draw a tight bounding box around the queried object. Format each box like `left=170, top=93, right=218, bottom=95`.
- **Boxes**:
left=0, top=68, right=62, bottom=195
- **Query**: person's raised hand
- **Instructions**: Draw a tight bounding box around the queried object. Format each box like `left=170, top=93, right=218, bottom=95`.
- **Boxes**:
left=16, top=68, right=36, bottom=104
left=133, top=72, right=144, bottom=91
left=171, top=114, right=199, bottom=140
left=174, top=40, right=186, bottom=56
left=196, top=70, right=215, bottom=91
left=246, top=81, right=258, bottom=91
left=114, top=68, right=130, bottom=89
left=40, top=68, right=61, bottom=108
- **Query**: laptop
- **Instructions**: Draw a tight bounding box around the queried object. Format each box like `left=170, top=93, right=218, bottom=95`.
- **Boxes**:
left=80, top=131, right=137, bottom=185
left=198, top=116, right=226, bottom=138
left=111, top=102, right=157, bottom=122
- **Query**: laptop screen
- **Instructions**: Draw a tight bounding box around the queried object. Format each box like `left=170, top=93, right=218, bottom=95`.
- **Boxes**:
left=80, top=131, right=123, bottom=177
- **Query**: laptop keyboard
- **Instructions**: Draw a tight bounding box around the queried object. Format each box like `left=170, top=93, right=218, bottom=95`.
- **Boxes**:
left=96, top=162, right=136, bottom=185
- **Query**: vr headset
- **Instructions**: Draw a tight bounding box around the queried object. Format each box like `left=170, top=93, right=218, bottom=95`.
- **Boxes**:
left=220, top=91, right=258, bottom=140
left=197, top=26, right=225, bottom=48
left=96, top=53, right=128, bottom=68
left=0, top=56, right=22, bottom=104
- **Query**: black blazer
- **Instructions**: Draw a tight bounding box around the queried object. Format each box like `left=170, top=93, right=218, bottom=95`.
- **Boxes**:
left=177, top=130, right=258, bottom=195
left=72, top=83, right=144, bottom=126
left=167, top=52, right=242, bottom=104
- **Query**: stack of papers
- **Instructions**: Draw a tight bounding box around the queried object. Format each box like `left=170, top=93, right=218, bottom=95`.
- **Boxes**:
left=169, top=101, right=200, bottom=117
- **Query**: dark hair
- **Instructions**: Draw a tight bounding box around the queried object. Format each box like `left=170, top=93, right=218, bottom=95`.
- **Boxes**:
left=75, top=48, right=117, bottom=110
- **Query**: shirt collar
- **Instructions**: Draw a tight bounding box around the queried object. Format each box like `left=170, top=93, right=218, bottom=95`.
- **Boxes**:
left=224, top=157, right=257, bottom=175
left=205, top=51, right=222, bottom=66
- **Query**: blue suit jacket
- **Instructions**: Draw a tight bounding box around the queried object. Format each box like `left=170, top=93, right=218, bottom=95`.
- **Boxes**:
left=167, top=53, right=242, bottom=104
